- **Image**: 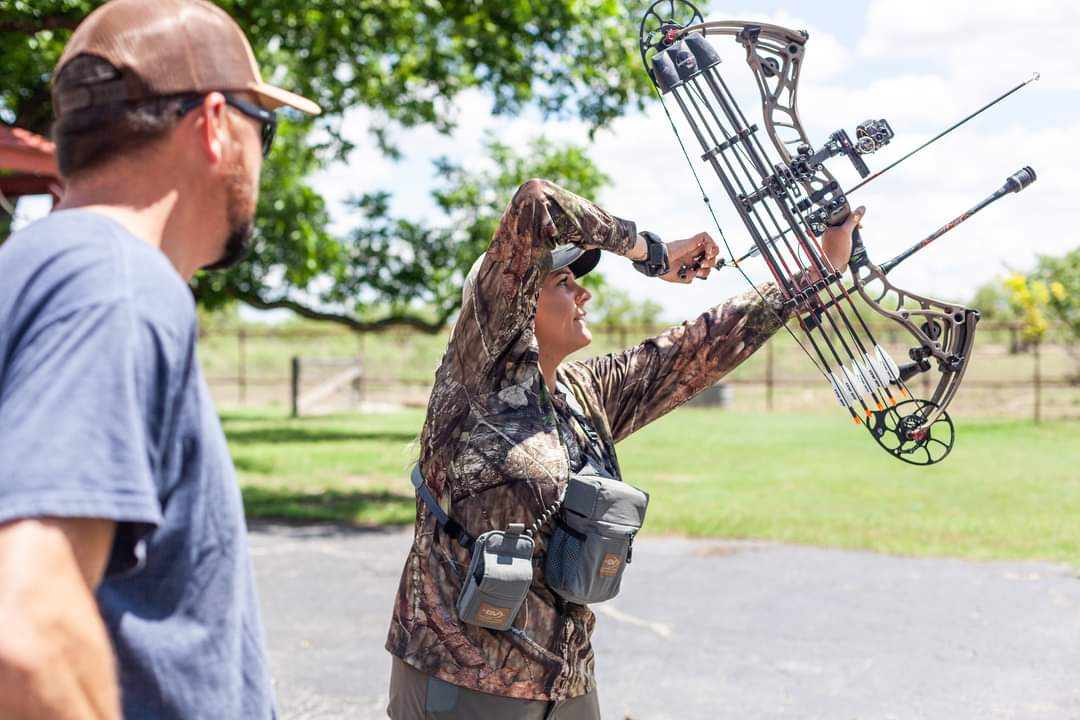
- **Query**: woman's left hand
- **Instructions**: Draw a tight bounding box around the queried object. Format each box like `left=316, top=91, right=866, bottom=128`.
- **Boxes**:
left=820, top=205, right=865, bottom=273
left=660, top=232, right=720, bottom=284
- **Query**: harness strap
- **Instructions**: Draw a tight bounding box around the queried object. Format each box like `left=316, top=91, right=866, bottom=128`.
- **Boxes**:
left=556, top=381, right=601, bottom=443
left=410, top=465, right=475, bottom=550
left=556, top=381, right=613, bottom=472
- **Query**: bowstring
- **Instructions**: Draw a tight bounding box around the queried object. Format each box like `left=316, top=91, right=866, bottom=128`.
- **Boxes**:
left=655, top=87, right=829, bottom=380
left=702, top=66, right=909, bottom=408
left=667, top=71, right=908, bottom=415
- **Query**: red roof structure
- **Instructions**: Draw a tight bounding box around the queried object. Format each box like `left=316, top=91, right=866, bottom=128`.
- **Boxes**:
left=0, top=125, right=61, bottom=202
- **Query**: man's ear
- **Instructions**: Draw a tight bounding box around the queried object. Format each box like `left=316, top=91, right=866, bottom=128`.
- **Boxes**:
left=195, top=92, right=229, bottom=163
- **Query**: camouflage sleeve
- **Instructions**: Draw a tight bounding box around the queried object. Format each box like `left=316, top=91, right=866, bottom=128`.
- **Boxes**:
left=447, top=179, right=638, bottom=389
left=579, top=282, right=790, bottom=443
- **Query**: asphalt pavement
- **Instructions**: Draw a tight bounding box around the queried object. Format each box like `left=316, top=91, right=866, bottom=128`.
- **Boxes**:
left=250, top=524, right=1080, bottom=720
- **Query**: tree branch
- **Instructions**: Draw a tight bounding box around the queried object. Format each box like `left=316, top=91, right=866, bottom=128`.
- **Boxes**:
left=0, top=16, right=82, bottom=33
left=13, top=83, right=55, bottom=136
left=238, top=293, right=450, bottom=334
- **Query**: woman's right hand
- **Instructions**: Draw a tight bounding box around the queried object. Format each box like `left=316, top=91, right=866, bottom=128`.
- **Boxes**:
left=659, top=232, right=720, bottom=284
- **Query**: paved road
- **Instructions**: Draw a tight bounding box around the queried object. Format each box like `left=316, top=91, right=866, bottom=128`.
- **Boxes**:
left=250, top=524, right=1080, bottom=719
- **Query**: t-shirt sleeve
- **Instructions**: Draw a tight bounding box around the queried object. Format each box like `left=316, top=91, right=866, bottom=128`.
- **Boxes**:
left=0, top=298, right=167, bottom=574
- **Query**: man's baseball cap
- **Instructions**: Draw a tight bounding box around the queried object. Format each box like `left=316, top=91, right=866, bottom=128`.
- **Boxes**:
left=52, top=0, right=321, bottom=117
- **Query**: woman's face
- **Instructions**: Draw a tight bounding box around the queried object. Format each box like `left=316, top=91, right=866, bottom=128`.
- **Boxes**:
left=535, top=268, right=593, bottom=359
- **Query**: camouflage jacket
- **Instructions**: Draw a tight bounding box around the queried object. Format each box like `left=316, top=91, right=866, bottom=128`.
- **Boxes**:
left=385, top=179, right=787, bottom=700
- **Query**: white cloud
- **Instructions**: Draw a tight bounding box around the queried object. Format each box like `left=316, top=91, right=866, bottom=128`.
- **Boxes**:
left=861, top=0, right=1079, bottom=93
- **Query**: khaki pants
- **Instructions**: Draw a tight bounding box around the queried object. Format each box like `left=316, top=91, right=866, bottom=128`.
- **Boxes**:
left=387, top=657, right=601, bottom=720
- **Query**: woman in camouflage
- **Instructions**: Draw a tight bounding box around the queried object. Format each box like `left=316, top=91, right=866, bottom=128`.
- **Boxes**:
left=386, top=179, right=861, bottom=719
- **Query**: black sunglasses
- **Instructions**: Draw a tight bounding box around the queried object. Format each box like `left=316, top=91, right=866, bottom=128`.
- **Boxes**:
left=177, top=94, right=277, bottom=157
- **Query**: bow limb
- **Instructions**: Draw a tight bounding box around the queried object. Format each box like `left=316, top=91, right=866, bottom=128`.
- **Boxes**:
left=848, top=262, right=979, bottom=421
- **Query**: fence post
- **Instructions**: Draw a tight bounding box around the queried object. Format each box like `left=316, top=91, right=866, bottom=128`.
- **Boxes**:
left=357, top=332, right=366, bottom=403
left=290, top=356, right=300, bottom=418
left=1033, top=341, right=1041, bottom=423
left=765, top=340, right=775, bottom=411
left=237, top=327, right=247, bottom=406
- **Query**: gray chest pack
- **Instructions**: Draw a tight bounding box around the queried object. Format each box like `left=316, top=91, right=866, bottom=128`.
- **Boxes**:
left=410, top=386, right=649, bottom=630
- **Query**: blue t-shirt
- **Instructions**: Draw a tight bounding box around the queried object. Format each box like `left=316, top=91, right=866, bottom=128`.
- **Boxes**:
left=0, top=210, right=274, bottom=718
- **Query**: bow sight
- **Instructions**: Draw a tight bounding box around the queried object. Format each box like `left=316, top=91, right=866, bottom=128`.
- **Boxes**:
left=639, top=0, right=1038, bottom=465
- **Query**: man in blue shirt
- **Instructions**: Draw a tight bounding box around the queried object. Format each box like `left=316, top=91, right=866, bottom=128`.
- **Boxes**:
left=0, top=1, right=320, bottom=717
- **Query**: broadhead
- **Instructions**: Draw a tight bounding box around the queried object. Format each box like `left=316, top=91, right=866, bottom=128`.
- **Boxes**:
left=651, top=50, right=682, bottom=93
left=670, top=40, right=701, bottom=82
left=684, top=33, right=722, bottom=71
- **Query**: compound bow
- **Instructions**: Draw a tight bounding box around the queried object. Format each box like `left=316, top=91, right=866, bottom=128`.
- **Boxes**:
left=639, top=0, right=1038, bottom=465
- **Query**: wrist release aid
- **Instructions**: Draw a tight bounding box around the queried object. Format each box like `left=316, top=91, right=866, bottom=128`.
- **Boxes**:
left=456, top=524, right=535, bottom=630
left=544, top=471, right=649, bottom=605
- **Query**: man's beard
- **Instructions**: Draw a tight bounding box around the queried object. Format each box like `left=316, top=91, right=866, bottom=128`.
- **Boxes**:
left=202, top=154, right=257, bottom=271
left=202, top=221, right=253, bottom=271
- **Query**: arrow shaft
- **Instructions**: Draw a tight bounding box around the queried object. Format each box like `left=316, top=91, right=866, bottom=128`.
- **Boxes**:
left=846, top=73, right=1039, bottom=197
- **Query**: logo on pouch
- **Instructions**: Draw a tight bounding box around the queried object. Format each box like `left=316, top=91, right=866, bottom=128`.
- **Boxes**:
left=476, top=603, right=509, bottom=625
left=599, top=553, right=621, bottom=577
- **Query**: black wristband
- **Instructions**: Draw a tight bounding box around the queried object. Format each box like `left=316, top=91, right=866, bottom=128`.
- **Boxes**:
left=632, top=231, right=669, bottom=277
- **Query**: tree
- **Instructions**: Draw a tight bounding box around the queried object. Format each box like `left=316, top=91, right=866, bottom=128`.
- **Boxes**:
left=0, top=0, right=653, bottom=328
left=1003, top=272, right=1053, bottom=345
left=970, top=279, right=1021, bottom=324
left=1030, top=247, right=1078, bottom=346
left=312, top=136, right=614, bottom=331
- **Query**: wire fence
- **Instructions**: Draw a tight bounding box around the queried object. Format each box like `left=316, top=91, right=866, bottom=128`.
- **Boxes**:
left=198, top=321, right=1079, bottom=422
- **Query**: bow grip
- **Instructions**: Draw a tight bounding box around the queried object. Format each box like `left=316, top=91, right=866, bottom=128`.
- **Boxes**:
left=848, top=226, right=869, bottom=270
left=825, top=210, right=869, bottom=271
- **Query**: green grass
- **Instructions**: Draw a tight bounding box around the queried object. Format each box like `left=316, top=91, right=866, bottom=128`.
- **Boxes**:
left=224, top=408, right=1080, bottom=565
left=224, top=409, right=425, bottom=526
left=621, top=410, right=1080, bottom=565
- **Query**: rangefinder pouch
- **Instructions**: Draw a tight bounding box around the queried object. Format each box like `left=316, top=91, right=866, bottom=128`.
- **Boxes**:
left=456, top=523, right=535, bottom=630
left=544, top=471, right=649, bottom=605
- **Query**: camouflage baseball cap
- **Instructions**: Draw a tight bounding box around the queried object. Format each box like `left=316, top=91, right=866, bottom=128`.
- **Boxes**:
left=550, top=244, right=601, bottom=277
left=461, top=245, right=600, bottom=309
